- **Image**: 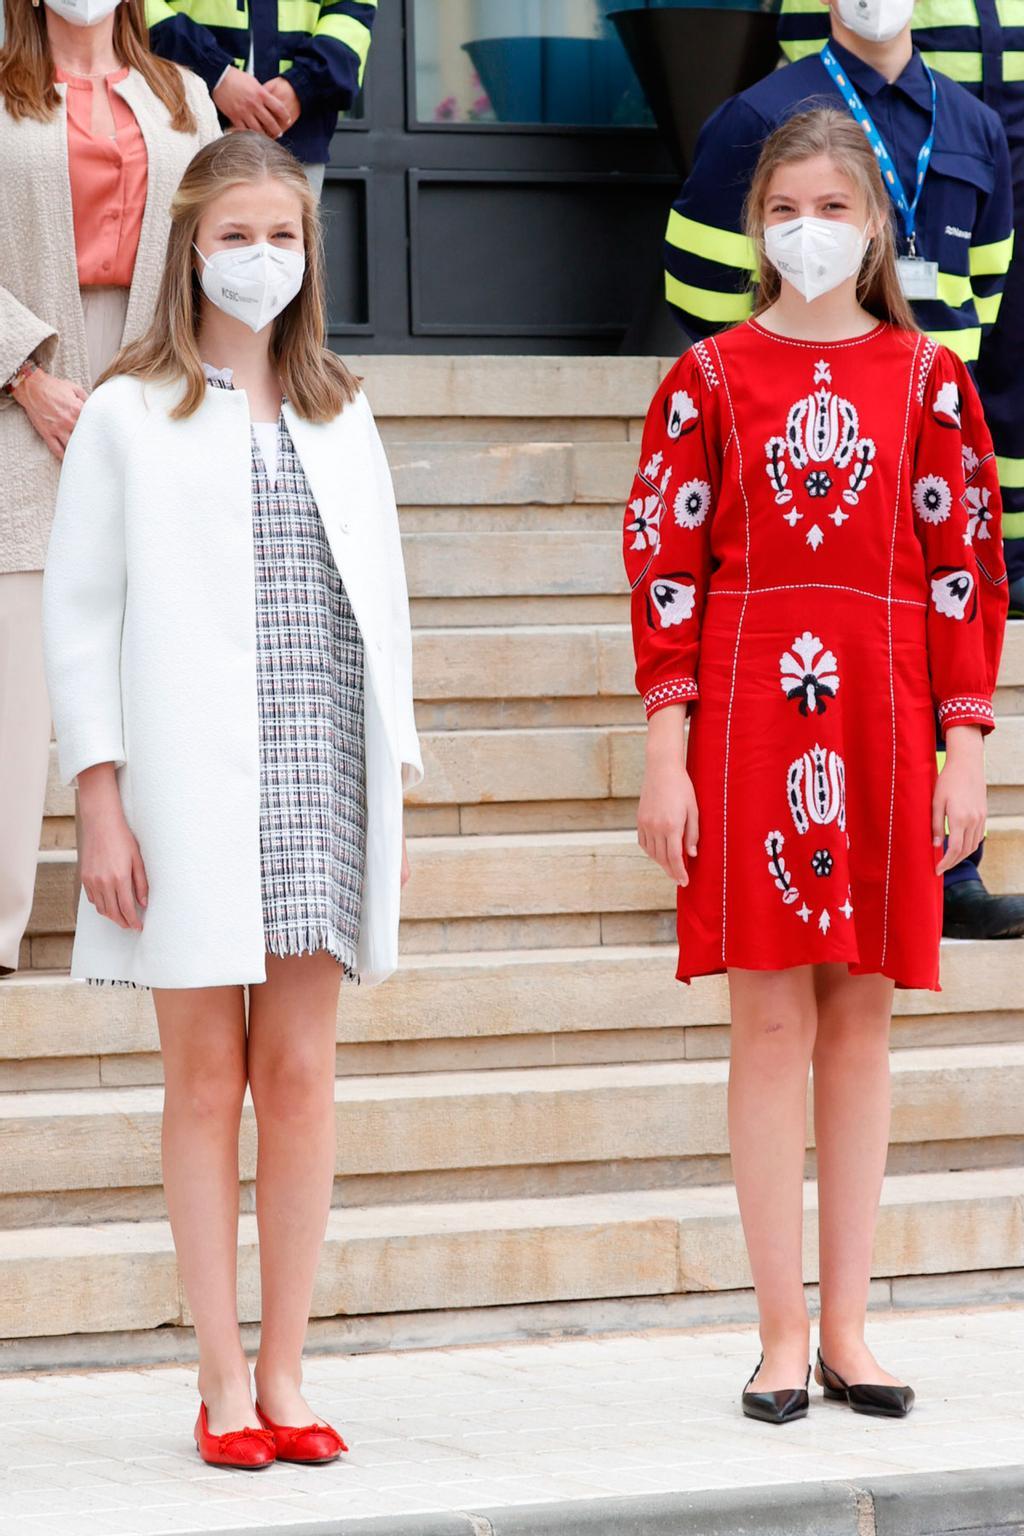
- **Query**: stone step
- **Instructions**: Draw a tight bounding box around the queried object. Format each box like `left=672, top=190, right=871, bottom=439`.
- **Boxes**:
left=352, top=355, right=673, bottom=421
left=40, top=708, right=1024, bottom=829
left=26, top=817, right=1024, bottom=944
left=0, top=940, right=1015, bottom=1074
left=1, top=1166, right=1019, bottom=1340
left=2, top=1044, right=1023, bottom=1204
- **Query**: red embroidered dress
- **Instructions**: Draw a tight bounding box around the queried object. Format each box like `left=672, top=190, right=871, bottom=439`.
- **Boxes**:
left=626, top=321, right=1008, bottom=990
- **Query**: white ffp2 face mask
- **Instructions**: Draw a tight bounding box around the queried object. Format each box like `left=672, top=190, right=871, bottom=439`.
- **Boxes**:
left=764, top=216, right=867, bottom=302
left=193, top=242, right=306, bottom=334
left=45, top=0, right=121, bottom=27
left=836, top=0, right=914, bottom=43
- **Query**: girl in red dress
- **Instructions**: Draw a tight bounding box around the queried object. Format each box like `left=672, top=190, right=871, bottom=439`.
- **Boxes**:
left=627, top=109, right=1007, bottom=1423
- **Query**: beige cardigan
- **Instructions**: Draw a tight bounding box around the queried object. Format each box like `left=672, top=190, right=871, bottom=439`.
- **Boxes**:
left=0, top=67, right=220, bottom=573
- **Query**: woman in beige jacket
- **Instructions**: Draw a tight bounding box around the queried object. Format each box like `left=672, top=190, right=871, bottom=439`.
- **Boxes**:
left=0, top=0, right=219, bottom=973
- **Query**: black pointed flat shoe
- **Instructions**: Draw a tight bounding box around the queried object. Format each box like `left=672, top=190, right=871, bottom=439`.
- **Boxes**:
left=816, top=1348, right=915, bottom=1418
left=741, top=1354, right=810, bottom=1424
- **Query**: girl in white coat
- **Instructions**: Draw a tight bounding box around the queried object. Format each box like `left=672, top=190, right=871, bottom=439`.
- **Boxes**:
left=42, top=131, right=422, bottom=1469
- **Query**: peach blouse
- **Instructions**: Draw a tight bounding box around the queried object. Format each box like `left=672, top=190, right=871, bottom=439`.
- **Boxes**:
left=57, top=66, right=148, bottom=288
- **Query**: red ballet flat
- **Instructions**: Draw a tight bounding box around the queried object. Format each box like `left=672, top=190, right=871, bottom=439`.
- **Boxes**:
left=255, top=1400, right=348, bottom=1463
left=194, top=1401, right=276, bottom=1469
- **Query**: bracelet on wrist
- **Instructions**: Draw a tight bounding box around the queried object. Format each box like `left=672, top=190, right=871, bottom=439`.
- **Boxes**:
left=3, top=359, right=38, bottom=397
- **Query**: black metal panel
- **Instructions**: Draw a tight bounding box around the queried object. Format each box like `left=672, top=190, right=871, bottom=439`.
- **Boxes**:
left=408, top=169, right=676, bottom=339
left=322, top=171, right=373, bottom=337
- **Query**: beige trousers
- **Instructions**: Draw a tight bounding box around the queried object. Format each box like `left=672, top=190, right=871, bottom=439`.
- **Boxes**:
left=0, top=286, right=128, bottom=972
left=0, top=571, right=51, bottom=970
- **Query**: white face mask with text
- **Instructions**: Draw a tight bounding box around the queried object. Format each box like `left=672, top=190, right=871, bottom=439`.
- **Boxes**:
left=45, top=0, right=121, bottom=28
left=193, top=242, right=306, bottom=334
left=763, top=216, right=868, bottom=303
left=836, top=0, right=915, bottom=43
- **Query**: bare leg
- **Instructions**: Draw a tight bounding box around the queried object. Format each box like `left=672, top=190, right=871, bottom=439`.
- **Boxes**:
left=153, top=985, right=253, bottom=1432
left=248, top=950, right=341, bottom=1423
left=727, top=965, right=817, bottom=1391
left=812, top=963, right=904, bottom=1387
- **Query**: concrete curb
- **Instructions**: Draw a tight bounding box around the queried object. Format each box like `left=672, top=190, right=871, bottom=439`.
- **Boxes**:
left=194, top=1465, right=1024, bottom=1536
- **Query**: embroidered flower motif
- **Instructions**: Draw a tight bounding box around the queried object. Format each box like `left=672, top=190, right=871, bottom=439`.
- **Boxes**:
left=780, top=632, right=840, bottom=717
left=647, top=574, right=696, bottom=629
left=673, top=478, right=712, bottom=529
left=965, top=484, right=993, bottom=541
left=819, top=909, right=831, bottom=934
left=962, top=444, right=980, bottom=476
left=811, top=849, right=833, bottom=878
left=765, top=436, right=793, bottom=505
left=665, top=388, right=699, bottom=440
left=930, top=566, right=977, bottom=622
left=764, top=830, right=800, bottom=905
left=788, top=745, right=847, bottom=836
left=625, top=494, right=661, bottom=553
left=912, top=474, right=952, bottom=525
left=804, top=469, right=832, bottom=498
left=806, top=523, right=825, bottom=551
left=643, top=451, right=663, bottom=479
left=933, top=378, right=962, bottom=429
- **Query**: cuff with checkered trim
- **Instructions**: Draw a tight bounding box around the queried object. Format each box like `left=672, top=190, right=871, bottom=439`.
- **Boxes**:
left=643, top=678, right=699, bottom=719
left=938, top=696, right=995, bottom=734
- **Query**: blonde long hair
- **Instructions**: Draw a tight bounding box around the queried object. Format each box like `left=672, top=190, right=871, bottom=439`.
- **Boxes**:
left=102, top=132, right=361, bottom=421
left=744, top=107, right=918, bottom=331
left=0, top=0, right=195, bottom=129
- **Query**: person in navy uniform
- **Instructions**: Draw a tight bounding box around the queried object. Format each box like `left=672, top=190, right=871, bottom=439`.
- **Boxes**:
left=664, top=0, right=1024, bottom=941
left=145, top=0, right=375, bottom=196
left=778, top=0, right=1024, bottom=624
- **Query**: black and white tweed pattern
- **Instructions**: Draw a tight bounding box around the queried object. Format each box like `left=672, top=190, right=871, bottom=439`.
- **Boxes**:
left=249, top=408, right=367, bottom=977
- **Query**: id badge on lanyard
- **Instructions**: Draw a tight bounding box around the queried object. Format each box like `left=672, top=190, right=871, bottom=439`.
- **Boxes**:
left=820, top=45, right=938, bottom=301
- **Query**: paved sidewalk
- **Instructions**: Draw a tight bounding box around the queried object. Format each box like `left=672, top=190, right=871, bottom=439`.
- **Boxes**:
left=0, top=1306, right=1022, bottom=1535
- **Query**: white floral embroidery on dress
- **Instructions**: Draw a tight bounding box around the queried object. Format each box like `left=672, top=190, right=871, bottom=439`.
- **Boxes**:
left=962, top=443, right=980, bottom=476
left=764, top=830, right=800, bottom=906
left=673, top=478, right=712, bottom=529
left=666, top=389, right=699, bottom=440
left=787, top=745, right=846, bottom=836
left=625, top=494, right=662, bottom=554
left=647, top=575, right=696, bottom=629
left=965, top=484, right=993, bottom=541
left=779, top=631, right=840, bottom=716
left=932, top=377, right=962, bottom=429
left=930, top=568, right=976, bottom=621
left=765, top=358, right=875, bottom=545
left=912, top=473, right=952, bottom=525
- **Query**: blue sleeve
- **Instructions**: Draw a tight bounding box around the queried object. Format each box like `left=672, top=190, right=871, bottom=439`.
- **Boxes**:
left=969, top=115, right=1015, bottom=338
left=663, top=96, right=766, bottom=340
left=146, top=0, right=234, bottom=96
left=280, top=0, right=376, bottom=114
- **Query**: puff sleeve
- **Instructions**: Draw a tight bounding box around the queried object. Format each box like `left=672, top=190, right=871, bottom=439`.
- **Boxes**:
left=912, top=346, right=1008, bottom=736
left=624, top=349, right=719, bottom=720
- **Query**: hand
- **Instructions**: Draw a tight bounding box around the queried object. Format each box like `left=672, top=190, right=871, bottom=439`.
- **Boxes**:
left=637, top=705, right=699, bottom=886
left=933, top=725, right=986, bottom=875
left=76, top=763, right=148, bottom=930
left=264, top=76, right=301, bottom=133
left=14, top=368, right=87, bottom=461
left=400, top=833, right=411, bottom=888
left=212, top=66, right=292, bottom=136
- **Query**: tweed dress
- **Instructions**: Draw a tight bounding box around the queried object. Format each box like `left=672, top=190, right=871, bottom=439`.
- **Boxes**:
left=234, top=379, right=367, bottom=977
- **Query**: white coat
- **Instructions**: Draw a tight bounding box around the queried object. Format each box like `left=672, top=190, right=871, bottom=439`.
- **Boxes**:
left=42, top=373, right=423, bottom=989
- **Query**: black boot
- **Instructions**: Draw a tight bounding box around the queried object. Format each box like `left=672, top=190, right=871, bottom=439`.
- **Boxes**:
left=943, top=881, right=1024, bottom=940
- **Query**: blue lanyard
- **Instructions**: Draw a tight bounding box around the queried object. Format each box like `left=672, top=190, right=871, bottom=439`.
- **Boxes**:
left=820, top=44, right=937, bottom=256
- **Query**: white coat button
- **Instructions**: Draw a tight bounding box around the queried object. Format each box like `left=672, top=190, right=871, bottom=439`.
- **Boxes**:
left=339, top=520, right=350, bottom=533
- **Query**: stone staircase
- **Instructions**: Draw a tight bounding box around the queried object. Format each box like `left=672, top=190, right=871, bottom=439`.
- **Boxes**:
left=3, top=357, right=1023, bottom=1367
